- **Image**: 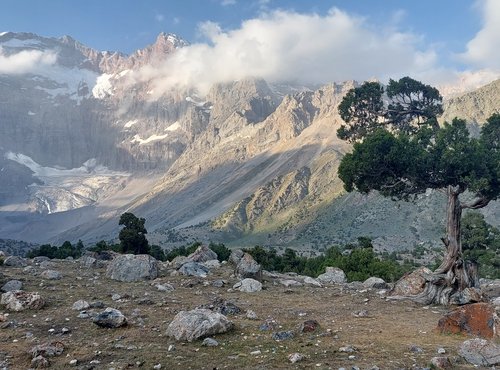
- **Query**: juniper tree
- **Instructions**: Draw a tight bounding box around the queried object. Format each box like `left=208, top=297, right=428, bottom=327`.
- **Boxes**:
left=337, top=77, right=500, bottom=304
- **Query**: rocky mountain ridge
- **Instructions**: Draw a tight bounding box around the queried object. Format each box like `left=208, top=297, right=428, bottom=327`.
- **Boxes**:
left=0, top=31, right=499, bottom=252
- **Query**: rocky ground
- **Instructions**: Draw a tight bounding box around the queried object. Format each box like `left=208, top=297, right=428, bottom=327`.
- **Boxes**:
left=0, top=251, right=499, bottom=370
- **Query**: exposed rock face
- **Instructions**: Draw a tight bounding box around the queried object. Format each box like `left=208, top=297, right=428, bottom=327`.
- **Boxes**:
left=390, top=267, right=432, bottom=296
left=317, top=267, right=346, bottom=284
left=437, top=303, right=499, bottom=339
left=187, top=245, right=218, bottom=263
left=178, top=262, right=209, bottom=277
left=106, top=254, right=158, bottom=282
left=459, top=338, right=500, bottom=366
left=1, top=291, right=45, bottom=311
left=166, top=308, right=233, bottom=342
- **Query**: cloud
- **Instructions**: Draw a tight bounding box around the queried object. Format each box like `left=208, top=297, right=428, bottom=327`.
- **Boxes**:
left=0, top=47, right=57, bottom=74
left=461, top=0, right=500, bottom=69
left=220, top=0, right=236, bottom=6
left=129, top=8, right=442, bottom=96
left=155, top=13, right=165, bottom=22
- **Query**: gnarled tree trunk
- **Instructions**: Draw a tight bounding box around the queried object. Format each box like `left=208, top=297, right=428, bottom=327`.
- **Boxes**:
left=415, top=185, right=481, bottom=305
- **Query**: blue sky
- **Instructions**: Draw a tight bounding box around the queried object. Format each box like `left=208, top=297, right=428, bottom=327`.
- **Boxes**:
left=1, top=0, right=499, bottom=93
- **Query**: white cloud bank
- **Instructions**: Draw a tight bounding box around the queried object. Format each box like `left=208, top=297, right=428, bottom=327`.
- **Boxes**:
left=0, top=46, right=56, bottom=74
left=130, top=8, right=441, bottom=96
left=461, top=0, right=500, bottom=69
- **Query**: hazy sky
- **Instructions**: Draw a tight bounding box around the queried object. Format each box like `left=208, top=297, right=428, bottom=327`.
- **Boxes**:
left=1, top=0, right=499, bottom=92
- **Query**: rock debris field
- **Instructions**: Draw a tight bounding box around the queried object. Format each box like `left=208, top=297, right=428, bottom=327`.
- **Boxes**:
left=0, top=247, right=499, bottom=370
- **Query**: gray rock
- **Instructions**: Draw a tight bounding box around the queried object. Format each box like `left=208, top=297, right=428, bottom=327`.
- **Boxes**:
left=303, top=276, right=322, bottom=287
left=39, top=260, right=55, bottom=270
left=228, top=249, right=244, bottom=266
left=3, top=256, right=27, bottom=267
left=1, top=280, right=23, bottom=292
left=202, top=337, right=219, bottom=347
left=246, top=310, right=258, bottom=320
left=178, top=261, right=209, bottom=277
left=30, top=341, right=65, bottom=357
left=492, top=296, right=500, bottom=306
left=288, top=352, right=304, bottom=363
left=272, top=330, right=295, bottom=341
left=202, top=259, right=221, bottom=269
left=72, top=300, right=90, bottom=311
left=166, top=308, right=233, bottom=342
left=31, top=355, right=50, bottom=368
left=459, top=338, right=500, bottom=366
left=106, top=254, right=158, bottom=282
left=362, top=277, right=389, bottom=289
left=170, top=255, right=192, bottom=269
left=1, top=291, right=45, bottom=311
left=317, top=267, right=346, bottom=284
left=235, top=253, right=262, bottom=281
left=233, top=278, right=262, bottom=292
left=279, top=279, right=303, bottom=288
left=155, top=283, right=175, bottom=292
left=188, top=245, right=218, bottom=263
left=33, top=256, right=50, bottom=264
left=430, top=356, right=452, bottom=369
left=40, top=270, right=62, bottom=280
left=93, top=308, right=127, bottom=328
left=212, top=279, right=225, bottom=288
left=79, top=255, right=97, bottom=268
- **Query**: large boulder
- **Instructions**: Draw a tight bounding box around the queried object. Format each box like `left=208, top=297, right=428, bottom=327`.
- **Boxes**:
left=233, top=278, right=262, bottom=293
left=1, top=291, right=45, bottom=311
left=3, top=256, right=28, bottom=267
left=166, top=308, right=233, bottom=342
left=170, top=255, right=192, bottom=269
left=1, top=280, right=23, bottom=292
left=390, top=266, right=432, bottom=296
left=106, top=254, right=158, bottom=282
left=235, top=253, right=262, bottom=281
left=459, top=338, right=500, bottom=366
left=363, top=277, right=389, bottom=289
left=437, top=302, right=499, bottom=339
left=178, top=262, right=209, bottom=277
left=40, top=270, right=62, bottom=280
left=229, top=249, right=244, bottom=266
left=188, top=245, right=218, bottom=263
left=93, top=308, right=127, bottom=328
left=317, top=267, right=347, bottom=284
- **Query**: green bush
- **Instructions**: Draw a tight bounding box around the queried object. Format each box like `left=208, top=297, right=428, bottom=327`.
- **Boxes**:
left=208, top=242, right=231, bottom=261
left=26, top=240, right=84, bottom=259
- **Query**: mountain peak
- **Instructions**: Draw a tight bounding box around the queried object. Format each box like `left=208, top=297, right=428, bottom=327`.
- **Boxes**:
left=155, top=32, right=189, bottom=49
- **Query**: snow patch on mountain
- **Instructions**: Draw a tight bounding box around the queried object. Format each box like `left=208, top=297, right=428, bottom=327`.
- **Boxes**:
left=165, top=121, right=181, bottom=131
left=130, top=133, right=169, bottom=145
left=124, top=119, right=138, bottom=128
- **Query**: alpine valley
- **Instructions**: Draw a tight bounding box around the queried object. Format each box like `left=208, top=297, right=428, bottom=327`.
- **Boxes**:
left=0, top=32, right=499, bottom=253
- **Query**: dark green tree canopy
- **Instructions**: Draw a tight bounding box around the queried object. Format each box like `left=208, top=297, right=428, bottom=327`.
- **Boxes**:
left=118, top=212, right=149, bottom=254
left=338, top=77, right=443, bottom=142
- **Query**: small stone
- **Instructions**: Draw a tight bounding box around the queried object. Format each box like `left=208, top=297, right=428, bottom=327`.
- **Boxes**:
left=233, top=278, right=262, bottom=293
left=202, top=338, right=219, bottom=347
left=30, top=341, right=65, bottom=357
left=250, top=350, right=261, bottom=355
left=69, top=359, right=78, bottom=365
left=31, top=355, right=50, bottom=368
left=430, top=356, right=452, bottom=369
left=288, top=352, right=304, bottom=363
left=300, top=319, right=320, bottom=333
left=437, top=347, right=446, bottom=354
left=111, top=293, right=121, bottom=301
left=40, top=270, right=62, bottom=280
left=409, top=344, right=423, bottom=353
left=167, top=344, right=175, bottom=352
left=153, top=364, right=162, bottom=370
left=246, top=310, right=258, bottom=320
left=155, top=283, right=175, bottom=292
left=272, top=330, right=294, bottom=341
left=72, top=300, right=90, bottom=311
left=212, top=279, right=225, bottom=288
left=339, top=345, right=356, bottom=353
left=61, top=327, right=70, bottom=334
left=348, top=355, right=356, bottom=360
